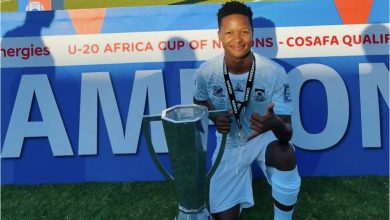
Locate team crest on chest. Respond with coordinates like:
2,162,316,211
254,88,266,102
212,85,225,97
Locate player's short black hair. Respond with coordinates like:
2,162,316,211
217,1,253,29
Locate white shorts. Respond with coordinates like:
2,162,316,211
209,131,277,214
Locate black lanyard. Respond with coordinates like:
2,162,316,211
223,54,256,130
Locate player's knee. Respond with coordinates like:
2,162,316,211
265,141,296,171
212,204,240,220
267,166,301,210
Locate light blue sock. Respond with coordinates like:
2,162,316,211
266,166,300,220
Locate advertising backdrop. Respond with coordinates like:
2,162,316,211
1,0,389,184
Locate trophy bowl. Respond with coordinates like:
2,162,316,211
142,104,226,220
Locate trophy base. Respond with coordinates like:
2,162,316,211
175,206,211,220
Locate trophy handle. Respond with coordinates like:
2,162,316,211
142,115,174,182
206,109,228,179
206,133,227,179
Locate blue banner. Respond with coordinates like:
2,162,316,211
1,0,389,184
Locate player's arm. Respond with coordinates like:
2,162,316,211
248,65,293,143
273,114,292,143
193,98,232,134
249,103,292,143
193,98,214,110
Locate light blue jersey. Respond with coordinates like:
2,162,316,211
193,52,292,148
194,52,299,214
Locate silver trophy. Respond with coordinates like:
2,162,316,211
142,104,226,220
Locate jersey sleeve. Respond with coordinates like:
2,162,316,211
271,66,293,115
193,66,209,101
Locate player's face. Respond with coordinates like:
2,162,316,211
218,14,253,61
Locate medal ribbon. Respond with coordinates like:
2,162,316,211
223,54,256,130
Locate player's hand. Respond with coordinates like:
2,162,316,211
213,111,233,134
248,102,278,140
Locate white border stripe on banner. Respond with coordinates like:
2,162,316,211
1,23,389,68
